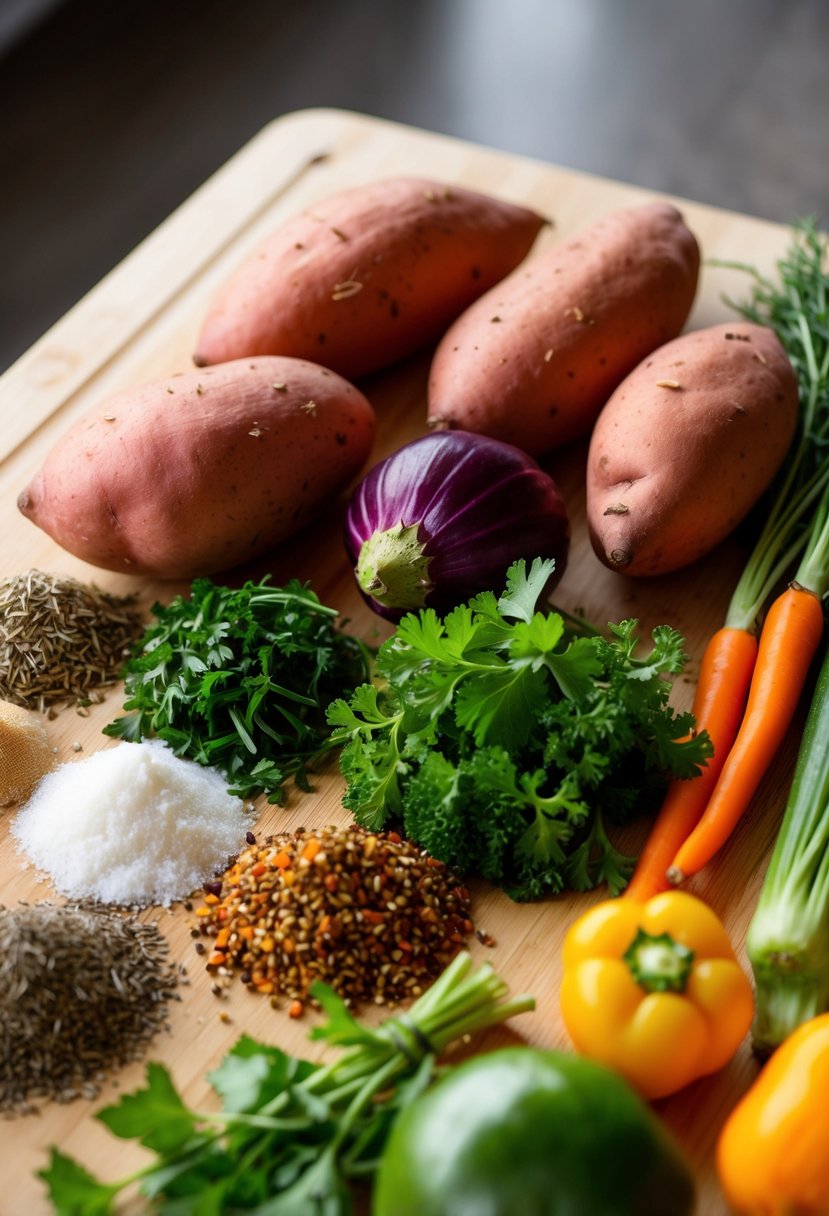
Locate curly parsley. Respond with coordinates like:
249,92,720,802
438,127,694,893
328,559,711,898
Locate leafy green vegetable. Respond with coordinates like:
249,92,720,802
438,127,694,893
38,954,534,1216
104,576,370,802
328,559,711,898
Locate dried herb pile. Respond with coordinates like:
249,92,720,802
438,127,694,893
0,903,178,1115
0,570,142,713
196,825,474,1011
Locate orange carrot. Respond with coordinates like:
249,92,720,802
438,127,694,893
667,584,825,884
625,626,759,901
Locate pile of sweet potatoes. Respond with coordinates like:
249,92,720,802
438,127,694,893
18,174,798,583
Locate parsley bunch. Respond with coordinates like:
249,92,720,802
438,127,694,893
39,954,533,1215
105,576,370,802
328,559,712,898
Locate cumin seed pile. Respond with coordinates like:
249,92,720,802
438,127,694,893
196,825,474,1012
0,903,179,1116
0,569,143,713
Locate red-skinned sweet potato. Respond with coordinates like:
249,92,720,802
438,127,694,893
192,177,547,379
427,201,701,455
586,322,799,576
18,358,375,579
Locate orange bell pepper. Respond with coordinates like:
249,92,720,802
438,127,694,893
717,1013,829,1215
560,890,753,1100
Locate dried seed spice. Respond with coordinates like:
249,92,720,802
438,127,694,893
196,825,474,1010
0,569,143,713
0,903,178,1115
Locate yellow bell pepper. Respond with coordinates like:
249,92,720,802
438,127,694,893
717,1013,829,1215
560,890,753,1100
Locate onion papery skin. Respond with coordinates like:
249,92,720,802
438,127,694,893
345,430,570,620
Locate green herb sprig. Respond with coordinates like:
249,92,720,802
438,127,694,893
105,576,370,802
39,953,534,1215
328,559,711,899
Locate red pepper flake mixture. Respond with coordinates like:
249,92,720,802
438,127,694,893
195,825,474,1010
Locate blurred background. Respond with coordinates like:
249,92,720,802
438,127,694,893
2,0,827,373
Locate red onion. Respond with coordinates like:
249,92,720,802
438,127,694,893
345,430,570,620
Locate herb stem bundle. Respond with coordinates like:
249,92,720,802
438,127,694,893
40,953,534,1214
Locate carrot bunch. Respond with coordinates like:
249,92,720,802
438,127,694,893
628,220,829,899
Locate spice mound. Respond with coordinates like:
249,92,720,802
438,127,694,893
0,568,143,713
0,902,178,1115
12,739,249,906
197,825,474,1011
0,699,53,806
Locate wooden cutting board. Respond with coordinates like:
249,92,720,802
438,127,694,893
0,108,801,1215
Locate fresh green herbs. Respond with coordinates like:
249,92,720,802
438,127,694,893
39,953,533,1216
105,576,370,802
328,559,711,899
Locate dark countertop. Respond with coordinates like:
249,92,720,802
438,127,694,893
2,0,828,374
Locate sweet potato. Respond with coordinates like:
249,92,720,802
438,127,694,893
18,358,375,579
427,201,700,455
192,177,546,379
586,322,799,576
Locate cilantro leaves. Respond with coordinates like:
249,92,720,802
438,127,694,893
38,955,533,1216
104,576,370,802
329,559,712,898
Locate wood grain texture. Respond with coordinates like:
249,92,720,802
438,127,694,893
0,108,801,1215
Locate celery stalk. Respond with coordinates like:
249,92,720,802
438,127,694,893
747,641,829,1055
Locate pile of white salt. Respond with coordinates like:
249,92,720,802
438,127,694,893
12,739,248,906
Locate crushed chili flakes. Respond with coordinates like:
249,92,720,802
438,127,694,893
195,825,474,1010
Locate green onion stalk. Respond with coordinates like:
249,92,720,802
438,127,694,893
747,640,829,1055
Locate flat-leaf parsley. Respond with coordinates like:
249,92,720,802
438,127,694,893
39,954,533,1215
328,559,711,898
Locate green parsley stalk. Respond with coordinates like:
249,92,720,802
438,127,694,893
40,953,534,1215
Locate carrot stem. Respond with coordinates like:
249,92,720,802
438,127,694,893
667,585,825,884
625,627,758,901
716,222,829,632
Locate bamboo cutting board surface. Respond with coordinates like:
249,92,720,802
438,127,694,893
0,108,803,1215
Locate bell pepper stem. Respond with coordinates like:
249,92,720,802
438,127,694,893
623,928,694,994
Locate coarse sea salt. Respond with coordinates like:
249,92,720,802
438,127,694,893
12,739,248,906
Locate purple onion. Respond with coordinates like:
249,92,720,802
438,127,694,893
345,430,570,620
